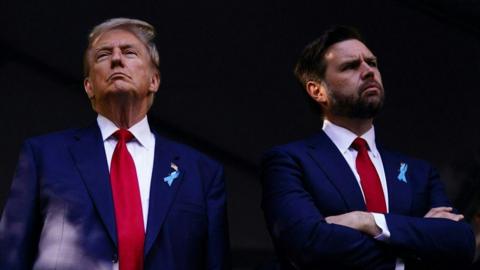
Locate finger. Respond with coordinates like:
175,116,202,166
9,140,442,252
452,214,464,221
325,216,338,224
425,207,453,217
425,210,438,218
444,213,463,221
431,207,453,212
425,210,434,218
427,211,464,221
429,210,454,218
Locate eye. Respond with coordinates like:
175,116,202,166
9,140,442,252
366,59,378,67
341,62,359,71
124,49,138,57
95,51,110,61
345,63,355,69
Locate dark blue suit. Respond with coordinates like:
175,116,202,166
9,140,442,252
0,123,229,269
261,131,475,269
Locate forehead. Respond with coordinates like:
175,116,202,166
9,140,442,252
91,28,144,49
324,39,374,62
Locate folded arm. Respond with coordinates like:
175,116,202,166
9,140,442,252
325,164,475,266
261,149,395,268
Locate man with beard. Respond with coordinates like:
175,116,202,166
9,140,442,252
261,26,475,269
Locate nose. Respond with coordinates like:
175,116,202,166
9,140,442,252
360,61,374,80
110,47,124,68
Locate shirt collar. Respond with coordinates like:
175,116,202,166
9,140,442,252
96,114,154,150
322,119,379,157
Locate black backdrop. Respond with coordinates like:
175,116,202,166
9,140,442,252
1,0,480,268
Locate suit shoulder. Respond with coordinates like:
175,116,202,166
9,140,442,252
24,128,80,146
264,137,315,157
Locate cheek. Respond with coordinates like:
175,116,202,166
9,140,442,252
90,73,106,87
136,71,152,86
331,77,354,92
90,67,108,81
134,66,155,82
130,63,148,76
376,72,383,84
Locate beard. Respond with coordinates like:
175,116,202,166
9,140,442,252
326,84,385,119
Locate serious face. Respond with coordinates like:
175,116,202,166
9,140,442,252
321,39,384,119
84,28,159,113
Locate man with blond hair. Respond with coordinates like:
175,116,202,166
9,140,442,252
0,18,229,270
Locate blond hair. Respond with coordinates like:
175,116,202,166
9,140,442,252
83,18,159,77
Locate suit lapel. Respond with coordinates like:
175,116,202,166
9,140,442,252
380,149,411,215
306,131,367,211
68,124,117,246
144,133,184,255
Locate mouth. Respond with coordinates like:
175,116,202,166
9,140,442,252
107,72,131,81
360,81,382,95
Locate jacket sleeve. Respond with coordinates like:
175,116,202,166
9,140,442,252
0,141,40,269
385,165,475,266
261,148,395,269
205,163,231,269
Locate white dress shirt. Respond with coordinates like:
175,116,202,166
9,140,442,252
322,119,404,270
97,114,155,231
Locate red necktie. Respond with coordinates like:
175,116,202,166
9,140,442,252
110,129,145,270
351,137,387,213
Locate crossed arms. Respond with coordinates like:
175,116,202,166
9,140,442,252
261,148,475,269
325,206,464,237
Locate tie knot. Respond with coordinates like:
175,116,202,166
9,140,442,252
114,129,134,142
351,137,369,152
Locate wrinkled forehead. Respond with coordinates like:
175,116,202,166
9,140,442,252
324,39,375,62
90,28,145,49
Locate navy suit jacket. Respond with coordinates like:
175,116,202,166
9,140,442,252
0,123,230,269
261,131,475,269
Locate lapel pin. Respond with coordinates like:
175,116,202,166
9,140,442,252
397,162,408,183
164,162,180,187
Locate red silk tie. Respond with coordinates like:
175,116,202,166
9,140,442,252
110,129,145,270
351,137,387,213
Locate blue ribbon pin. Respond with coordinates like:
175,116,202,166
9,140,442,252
164,163,180,187
397,162,408,183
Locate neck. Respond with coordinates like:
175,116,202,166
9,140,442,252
95,97,149,129
325,114,373,136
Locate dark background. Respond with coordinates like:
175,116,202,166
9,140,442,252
1,0,479,269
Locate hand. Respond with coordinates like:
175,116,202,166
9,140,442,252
325,211,381,236
424,207,464,221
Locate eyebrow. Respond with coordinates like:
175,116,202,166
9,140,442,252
339,56,377,68
94,44,138,53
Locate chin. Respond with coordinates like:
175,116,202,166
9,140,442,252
102,88,136,102
114,88,135,94
110,80,135,91
363,94,384,106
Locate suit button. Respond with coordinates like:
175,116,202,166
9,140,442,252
112,253,118,263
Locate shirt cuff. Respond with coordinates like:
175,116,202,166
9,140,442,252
371,213,390,241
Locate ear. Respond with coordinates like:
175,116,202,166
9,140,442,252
84,77,95,99
148,70,160,93
306,80,328,104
